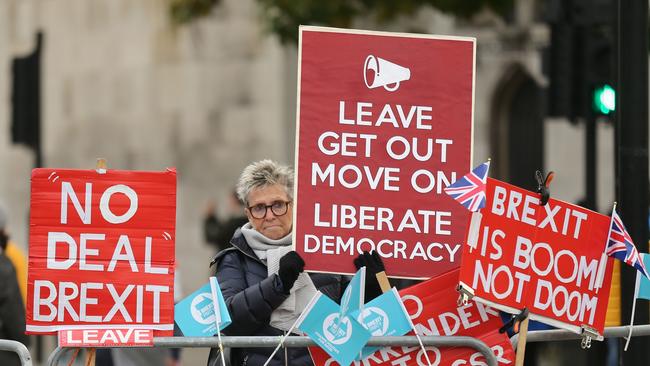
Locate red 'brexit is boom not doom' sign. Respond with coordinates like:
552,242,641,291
27,168,176,335
294,26,476,279
458,178,614,336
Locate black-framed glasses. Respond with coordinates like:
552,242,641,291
247,200,291,219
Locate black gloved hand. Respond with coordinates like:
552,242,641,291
278,251,305,294
353,250,386,301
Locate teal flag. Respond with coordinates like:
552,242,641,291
340,267,365,318
174,276,231,336
351,287,413,359
638,254,650,300
297,292,371,366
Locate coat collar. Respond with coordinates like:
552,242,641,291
209,227,265,267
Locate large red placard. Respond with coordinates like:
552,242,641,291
294,26,475,279
27,168,176,335
458,178,613,336
309,268,514,366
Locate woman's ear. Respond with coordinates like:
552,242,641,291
244,208,253,222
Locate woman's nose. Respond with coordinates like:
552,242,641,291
264,208,276,219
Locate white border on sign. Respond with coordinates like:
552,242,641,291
471,295,604,340
292,25,477,279
27,324,174,332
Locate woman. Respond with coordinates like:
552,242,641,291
208,160,383,366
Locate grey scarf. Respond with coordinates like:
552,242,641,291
240,223,317,331
241,222,292,260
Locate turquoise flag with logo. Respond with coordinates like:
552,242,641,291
297,292,371,366
340,267,365,318
638,254,650,300
625,253,650,350
175,276,231,336
351,287,414,359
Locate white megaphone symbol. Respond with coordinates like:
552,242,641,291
363,55,411,92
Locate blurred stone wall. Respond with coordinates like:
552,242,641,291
0,0,296,363
0,0,617,364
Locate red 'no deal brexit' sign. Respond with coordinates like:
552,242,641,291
27,168,176,335
458,178,613,336
294,26,476,279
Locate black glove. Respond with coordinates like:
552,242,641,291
353,250,386,301
278,251,305,294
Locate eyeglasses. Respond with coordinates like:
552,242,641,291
247,200,291,219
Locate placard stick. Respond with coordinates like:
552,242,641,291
376,271,391,293
66,348,80,366
515,317,530,366
85,349,96,366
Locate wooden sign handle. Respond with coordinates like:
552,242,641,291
85,348,96,366
515,317,530,366
375,271,391,293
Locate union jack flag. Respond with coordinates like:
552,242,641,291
606,209,649,278
444,161,490,212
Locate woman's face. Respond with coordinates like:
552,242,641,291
245,184,293,240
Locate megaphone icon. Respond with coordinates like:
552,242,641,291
364,55,411,92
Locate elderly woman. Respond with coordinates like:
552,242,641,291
208,160,383,366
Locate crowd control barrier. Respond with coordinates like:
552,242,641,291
47,335,498,366
510,324,650,350
0,339,33,366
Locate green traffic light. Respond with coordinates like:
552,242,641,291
593,84,616,115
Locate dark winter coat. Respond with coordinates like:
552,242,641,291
208,229,345,366
0,253,30,366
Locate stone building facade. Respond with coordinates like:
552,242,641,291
0,0,615,364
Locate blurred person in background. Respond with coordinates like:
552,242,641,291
208,160,385,366
0,205,27,306
0,206,30,366
203,189,248,254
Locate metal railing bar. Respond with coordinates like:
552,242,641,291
48,336,498,366
0,339,33,366
510,324,650,350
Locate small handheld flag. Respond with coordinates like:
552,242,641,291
339,267,365,319
210,277,227,366
606,207,649,279
174,277,231,337
351,287,413,359
624,253,650,351
638,253,650,300
444,160,490,212
297,292,371,366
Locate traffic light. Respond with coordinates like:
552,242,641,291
544,0,616,121
593,84,616,115
582,20,616,118
11,32,42,149
545,0,575,118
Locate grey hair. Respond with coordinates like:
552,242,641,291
236,160,294,206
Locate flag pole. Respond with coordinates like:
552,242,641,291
413,332,433,366
624,260,642,351
596,202,618,292
395,288,432,366
209,277,227,366
262,292,320,366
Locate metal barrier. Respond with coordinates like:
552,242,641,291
47,335,498,366
0,339,33,366
510,324,650,350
